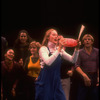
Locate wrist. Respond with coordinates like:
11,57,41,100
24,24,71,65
57,47,61,52
82,73,87,77
75,48,79,51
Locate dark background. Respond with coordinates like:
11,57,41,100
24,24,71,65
1,0,99,48
0,1,99,100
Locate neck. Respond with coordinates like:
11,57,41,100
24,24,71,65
31,53,38,58
20,42,28,46
48,41,56,48
5,58,13,66
84,46,93,54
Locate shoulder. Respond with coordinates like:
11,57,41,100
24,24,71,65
25,57,30,62
93,47,99,52
1,37,6,41
39,46,48,52
79,48,84,53
1,37,7,44
93,47,99,55
1,61,4,64
1,61,5,66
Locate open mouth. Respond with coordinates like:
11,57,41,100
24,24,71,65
86,43,89,45
54,39,57,42
7,55,13,60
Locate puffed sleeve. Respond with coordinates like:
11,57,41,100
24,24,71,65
39,46,60,66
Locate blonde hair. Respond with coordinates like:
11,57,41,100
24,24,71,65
29,41,41,51
82,34,94,43
42,28,57,46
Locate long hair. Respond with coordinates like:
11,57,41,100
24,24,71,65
15,29,33,45
42,28,57,46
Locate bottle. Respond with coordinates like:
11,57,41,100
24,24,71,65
64,38,77,47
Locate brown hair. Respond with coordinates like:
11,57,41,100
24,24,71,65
15,29,33,44
29,41,41,51
42,28,57,46
82,34,94,43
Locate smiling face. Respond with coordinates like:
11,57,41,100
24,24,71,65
48,30,58,44
19,32,28,43
29,45,38,55
5,49,14,61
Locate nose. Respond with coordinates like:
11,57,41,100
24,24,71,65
31,49,34,51
86,39,88,41
55,36,58,38
11,53,14,56
22,37,25,39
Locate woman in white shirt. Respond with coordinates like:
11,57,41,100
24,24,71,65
35,28,80,100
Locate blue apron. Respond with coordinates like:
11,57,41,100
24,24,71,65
35,47,66,100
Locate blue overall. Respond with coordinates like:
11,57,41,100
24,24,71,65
35,48,66,100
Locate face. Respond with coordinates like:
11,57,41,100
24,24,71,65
5,49,14,60
19,32,28,43
83,36,93,47
29,45,38,55
48,30,58,44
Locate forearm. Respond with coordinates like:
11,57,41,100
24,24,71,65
75,66,86,77
12,80,19,89
62,49,79,63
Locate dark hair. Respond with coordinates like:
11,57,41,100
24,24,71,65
14,29,33,44
4,48,14,55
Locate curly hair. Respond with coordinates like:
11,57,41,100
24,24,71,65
29,41,41,51
42,28,57,46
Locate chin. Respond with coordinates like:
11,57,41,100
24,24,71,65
7,58,13,61
85,45,91,48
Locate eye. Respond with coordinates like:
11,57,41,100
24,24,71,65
21,36,26,37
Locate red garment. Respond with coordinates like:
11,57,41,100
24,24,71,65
1,61,25,100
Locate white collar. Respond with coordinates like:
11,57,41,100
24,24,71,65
47,41,57,52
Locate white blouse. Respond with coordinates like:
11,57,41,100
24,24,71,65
39,41,79,68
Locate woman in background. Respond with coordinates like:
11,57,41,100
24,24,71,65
1,49,26,100
24,41,41,100
13,29,33,66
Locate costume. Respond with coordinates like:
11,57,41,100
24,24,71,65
75,47,99,100
61,58,74,100
13,42,30,65
24,56,41,100
35,41,79,100
1,61,25,100
24,56,41,78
